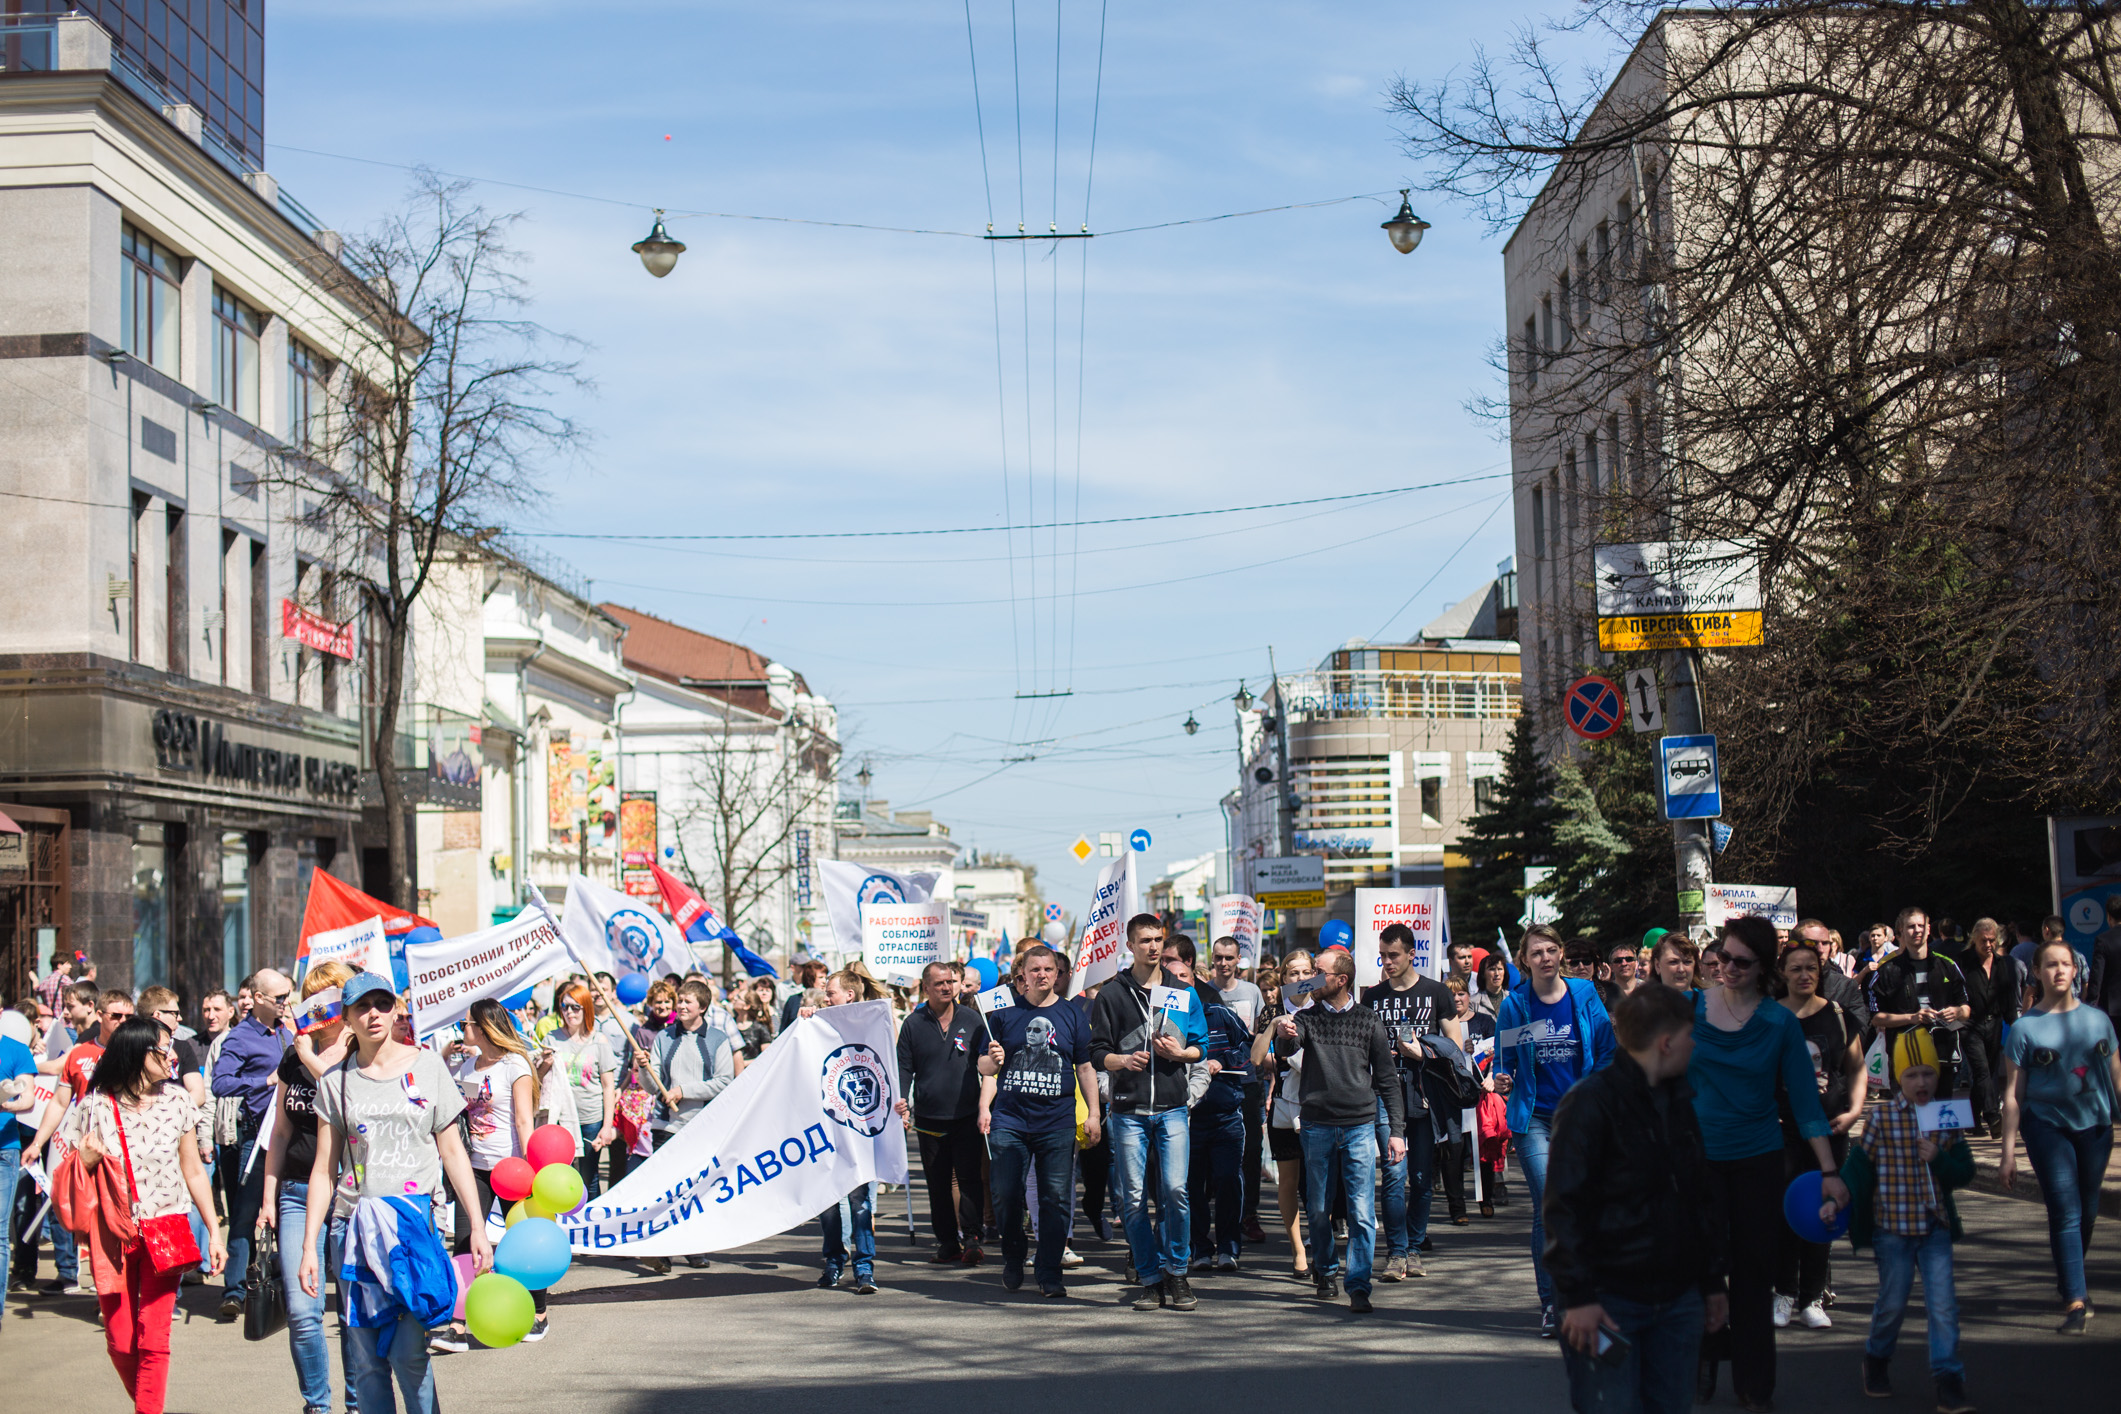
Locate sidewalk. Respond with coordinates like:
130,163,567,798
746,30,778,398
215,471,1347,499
1958,1127,2121,1218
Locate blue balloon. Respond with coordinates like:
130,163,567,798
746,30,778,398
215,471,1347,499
615,973,651,1006
1319,920,1354,951
494,1216,573,1290
1782,1169,1851,1245
968,957,999,990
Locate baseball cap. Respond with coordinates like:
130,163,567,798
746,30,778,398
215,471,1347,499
340,971,398,1008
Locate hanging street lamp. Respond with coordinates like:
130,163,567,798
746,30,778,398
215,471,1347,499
632,209,686,277
1382,190,1431,255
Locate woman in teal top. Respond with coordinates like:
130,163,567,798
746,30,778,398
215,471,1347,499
1688,918,1850,1411
1999,939,2121,1334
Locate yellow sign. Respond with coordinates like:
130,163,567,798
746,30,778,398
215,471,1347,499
1597,609,1764,652
1071,836,1094,863
1257,890,1326,910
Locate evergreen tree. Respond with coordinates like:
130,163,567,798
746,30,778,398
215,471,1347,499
1449,713,1564,947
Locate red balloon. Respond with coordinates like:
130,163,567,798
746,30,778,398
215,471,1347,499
490,1157,536,1203
525,1124,575,1171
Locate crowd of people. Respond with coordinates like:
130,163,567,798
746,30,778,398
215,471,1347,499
0,893,2115,1414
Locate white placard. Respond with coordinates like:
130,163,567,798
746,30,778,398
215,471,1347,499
974,984,1015,1015
861,901,947,985
1150,985,1192,1014
404,907,572,1039
1069,849,1139,995
1704,883,1799,931
1208,893,1265,967
1352,887,1451,988
1281,976,1324,1012
1916,1099,1974,1133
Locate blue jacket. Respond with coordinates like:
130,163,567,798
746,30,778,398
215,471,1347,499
1494,977,1615,1134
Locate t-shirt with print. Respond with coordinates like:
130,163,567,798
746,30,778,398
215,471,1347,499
988,1000,1090,1135
550,1033,616,1126
453,1053,532,1170
2005,1005,2119,1132
1361,976,1454,1075
276,1046,321,1179
315,1049,466,1220
1528,989,1585,1119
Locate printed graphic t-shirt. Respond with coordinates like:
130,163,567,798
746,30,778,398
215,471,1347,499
988,1000,1089,1136
453,1052,532,1169
316,1050,466,1220
1528,989,1584,1119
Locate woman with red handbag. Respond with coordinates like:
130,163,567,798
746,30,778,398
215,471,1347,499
65,1017,227,1414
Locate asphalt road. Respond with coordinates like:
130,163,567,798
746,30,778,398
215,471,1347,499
4,1162,2113,1413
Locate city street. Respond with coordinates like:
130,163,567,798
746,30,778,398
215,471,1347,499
5,1162,2113,1413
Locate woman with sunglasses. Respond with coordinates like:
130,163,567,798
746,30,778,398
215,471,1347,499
549,982,622,1198
1689,917,1850,1411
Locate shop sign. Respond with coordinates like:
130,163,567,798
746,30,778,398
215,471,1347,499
281,600,357,660
151,708,359,799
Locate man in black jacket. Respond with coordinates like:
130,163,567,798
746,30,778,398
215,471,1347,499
895,963,992,1265
1868,907,1972,1096
1545,983,1729,1414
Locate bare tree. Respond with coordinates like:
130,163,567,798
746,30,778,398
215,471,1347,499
1393,2,2121,914
274,174,586,909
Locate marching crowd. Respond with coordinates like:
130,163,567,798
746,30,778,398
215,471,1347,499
0,896,2116,1414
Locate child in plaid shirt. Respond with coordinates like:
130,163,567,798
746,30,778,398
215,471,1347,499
1829,1029,1975,1412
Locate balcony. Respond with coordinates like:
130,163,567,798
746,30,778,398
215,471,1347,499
357,703,483,810
1275,668,1522,723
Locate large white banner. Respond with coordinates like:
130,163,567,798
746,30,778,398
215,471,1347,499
1208,893,1265,967
861,902,946,984
558,1000,909,1256
818,861,941,960
561,874,686,980
305,915,391,979
404,907,571,1038
1353,887,1451,988
1069,848,1139,995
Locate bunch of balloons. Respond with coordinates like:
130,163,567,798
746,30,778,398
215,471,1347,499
463,1124,588,1347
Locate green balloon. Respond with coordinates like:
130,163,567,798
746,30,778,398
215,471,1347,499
465,1273,536,1348
532,1161,586,1215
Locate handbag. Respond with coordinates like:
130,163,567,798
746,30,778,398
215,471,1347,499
110,1096,204,1275
244,1219,290,1341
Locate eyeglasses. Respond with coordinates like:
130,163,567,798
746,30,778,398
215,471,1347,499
559,1002,583,1013
152,1007,180,1019
1721,954,1760,972
263,992,292,1006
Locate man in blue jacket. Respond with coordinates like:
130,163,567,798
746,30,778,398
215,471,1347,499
1495,924,1615,1338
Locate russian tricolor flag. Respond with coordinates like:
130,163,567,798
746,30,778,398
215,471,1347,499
650,863,779,979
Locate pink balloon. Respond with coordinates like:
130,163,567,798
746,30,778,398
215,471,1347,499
451,1253,477,1321
525,1124,575,1171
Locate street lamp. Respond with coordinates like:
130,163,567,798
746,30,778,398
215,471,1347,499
1182,712,1199,736
631,209,686,278
1382,190,1431,255
1233,683,1253,712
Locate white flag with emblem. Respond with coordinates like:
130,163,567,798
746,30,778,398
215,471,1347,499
561,874,686,980
818,861,941,960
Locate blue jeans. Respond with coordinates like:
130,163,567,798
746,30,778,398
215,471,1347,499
1515,1114,1556,1311
1561,1288,1705,1414
821,1183,874,1277
1378,1093,1434,1256
221,1129,266,1304
280,1183,356,1414
991,1126,1074,1283
1110,1108,1191,1282
1301,1121,1379,1293
12,1172,78,1284
1188,1104,1245,1261
344,1312,437,1414
0,1148,16,1325
2020,1109,2111,1305
1867,1222,1961,1377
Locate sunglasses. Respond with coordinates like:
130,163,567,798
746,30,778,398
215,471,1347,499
1721,954,1760,971
560,1002,583,1013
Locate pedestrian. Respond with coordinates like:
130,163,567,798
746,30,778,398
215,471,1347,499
1546,983,1729,1414
1998,936,2120,1335
976,944,1099,1297
1202,936,1270,1244
1649,935,1698,992
1792,918,1871,1030
209,967,292,1321
0,1006,40,1329
1445,940,1478,994
1772,939,1865,1331
1174,939,1248,1276
1359,922,1455,1279
780,961,826,1031
20,987,137,1298
2083,894,2121,1030
548,981,622,1199
643,977,736,1274
1838,1030,1976,1412
1454,977,1507,1214
814,969,879,1292
1089,913,1207,1312
1494,924,1616,1337
1473,950,1511,1020
1868,908,1972,1098
298,972,488,1414
1257,948,1314,1277
892,961,990,1267
132,989,209,1286
1689,917,1850,1411
65,1017,226,1414
1271,947,1402,1312
436,998,546,1348
1605,941,1643,999
1951,918,2017,1136
40,978,97,1065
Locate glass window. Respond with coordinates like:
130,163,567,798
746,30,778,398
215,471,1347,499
288,338,329,448
1473,778,1496,813
1419,776,1443,827
121,222,181,373
132,822,170,989
212,285,262,423
220,831,251,992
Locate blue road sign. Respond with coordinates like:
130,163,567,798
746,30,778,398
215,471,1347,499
1660,734,1722,820
1564,675,1626,740
1129,828,1153,853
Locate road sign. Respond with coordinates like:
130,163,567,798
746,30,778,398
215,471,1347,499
1660,734,1722,819
1071,836,1093,863
1129,828,1152,853
1044,901,1065,923
1625,668,1663,734
949,907,990,931
1564,675,1626,739
1251,855,1325,910
1595,540,1763,651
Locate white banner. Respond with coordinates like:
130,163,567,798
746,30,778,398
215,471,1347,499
557,1000,908,1256
561,874,686,980
1704,883,1798,931
819,861,941,961
305,915,390,978
404,908,571,1038
1207,893,1265,967
861,902,946,984
1069,848,1139,995
1352,887,1451,988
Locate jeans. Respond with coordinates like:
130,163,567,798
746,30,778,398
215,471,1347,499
2020,1109,2112,1305
280,1183,356,1414
1867,1222,1961,1377
0,1148,16,1324
344,1312,437,1414
1702,1150,1785,1406
1515,1113,1556,1311
1379,1093,1434,1255
820,1182,875,1277
1301,1120,1380,1293
1187,1104,1245,1262
912,1115,985,1256
990,1126,1074,1283
576,1121,627,1199
1561,1288,1705,1414
221,1125,267,1304
1110,1108,1191,1282
1776,1136,1845,1307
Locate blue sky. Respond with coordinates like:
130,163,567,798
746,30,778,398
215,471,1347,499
268,0,1580,907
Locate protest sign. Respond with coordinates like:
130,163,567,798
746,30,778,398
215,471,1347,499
1916,1099,1975,1133
974,984,1015,1016
1352,887,1451,987
1069,848,1139,995
1150,984,1193,1016
561,873,686,980
1704,883,1798,931
860,902,946,985
819,861,940,960
404,907,570,1038
1208,893,1265,966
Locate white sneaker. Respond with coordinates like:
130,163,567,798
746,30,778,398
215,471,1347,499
1213,1253,1238,1271
1772,1293,1793,1328
1060,1248,1084,1269
1188,1255,1212,1272
1798,1302,1832,1329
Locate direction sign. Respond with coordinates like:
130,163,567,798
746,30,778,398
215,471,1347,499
1251,855,1325,910
1660,734,1722,819
1595,540,1763,651
1129,828,1153,853
1624,668,1663,734
1564,675,1626,740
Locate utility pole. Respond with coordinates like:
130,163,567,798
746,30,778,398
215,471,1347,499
1266,646,1296,859
1664,647,1712,938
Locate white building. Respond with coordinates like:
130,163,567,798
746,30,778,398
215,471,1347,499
950,852,1040,955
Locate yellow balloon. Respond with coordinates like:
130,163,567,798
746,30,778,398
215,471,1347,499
525,1197,559,1221
504,1200,530,1228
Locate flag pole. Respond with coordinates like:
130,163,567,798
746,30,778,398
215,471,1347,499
526,883,679,1111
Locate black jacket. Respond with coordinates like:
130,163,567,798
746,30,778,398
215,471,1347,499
1543,1051,1728,1308
1868,948,1969,1034
1818,966,1872,1032
1088,967,1198,1114
2089,926,2121,1029
894,1002,990,1124
1953,948,2022,1032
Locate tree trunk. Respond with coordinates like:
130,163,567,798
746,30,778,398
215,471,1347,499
374,608,410,911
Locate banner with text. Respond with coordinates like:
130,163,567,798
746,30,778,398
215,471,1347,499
556,1000,908,1256
819,860,941,961
1703,883,1798,931
404,907,571,1037
860,902,947,984
1069,847,1139,995
1208,893,1266,967
1352,887,1451,988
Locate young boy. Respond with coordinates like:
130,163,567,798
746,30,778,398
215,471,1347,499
816,971,878,1294
1834,1029,1974,1413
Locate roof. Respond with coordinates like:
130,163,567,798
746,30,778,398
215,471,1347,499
598,603,810,717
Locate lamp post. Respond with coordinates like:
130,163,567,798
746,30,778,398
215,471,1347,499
1382,190,1431,255
632,209,686,277
1182,712,1199,736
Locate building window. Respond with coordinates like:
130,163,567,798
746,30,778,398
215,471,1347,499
132,823,170,989
121,223,181,373
1523,315,1539,390
165,505,188,678
1541,295,1554,365
221,832,252,992
250,538,270,696
288,338,329,449
1556,275,1572,348
1595,221,1611,300
1419,776,1442,827
212,286,263,423
1473,778,1496,813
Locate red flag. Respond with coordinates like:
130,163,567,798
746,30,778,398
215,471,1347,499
296,870,439,983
